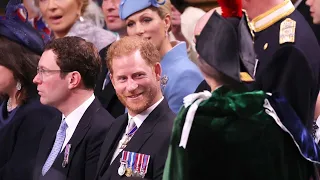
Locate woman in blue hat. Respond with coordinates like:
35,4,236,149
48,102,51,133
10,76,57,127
119,0,204,114
0,1,58,179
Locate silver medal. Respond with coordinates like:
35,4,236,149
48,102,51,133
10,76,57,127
118,163,126,176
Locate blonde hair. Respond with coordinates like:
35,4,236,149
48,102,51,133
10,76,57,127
80,0,89,15
156,0,172,19
107,36,161,74
34,0,89,15
151,0,172,32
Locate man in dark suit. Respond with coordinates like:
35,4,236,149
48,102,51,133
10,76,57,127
33,36,114,180
95,36,175,180
94,0,127,118
95,45,125,118
242,0,320,131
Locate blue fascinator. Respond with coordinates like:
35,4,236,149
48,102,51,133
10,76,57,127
119,0,166,20
0,0,47,55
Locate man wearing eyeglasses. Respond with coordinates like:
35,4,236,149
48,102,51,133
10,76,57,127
33,36,115,180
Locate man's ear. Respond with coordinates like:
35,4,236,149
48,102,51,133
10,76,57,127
68,71,81,89
154,63,162,81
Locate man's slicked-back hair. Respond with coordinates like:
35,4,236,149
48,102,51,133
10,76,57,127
45,36,102,89
107,36,160,74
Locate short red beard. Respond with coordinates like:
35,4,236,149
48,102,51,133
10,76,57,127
116,85,156,115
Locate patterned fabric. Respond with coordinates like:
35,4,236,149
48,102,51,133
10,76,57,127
16,6,51,43
126,118,136,135
42,118,68,175
0,0,47,55
66,19,116,51
313,121,319,139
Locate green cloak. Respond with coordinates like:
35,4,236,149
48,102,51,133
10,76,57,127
163,86,312,180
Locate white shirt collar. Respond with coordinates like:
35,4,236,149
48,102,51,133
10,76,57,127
62,94,95,133
128,96,164,128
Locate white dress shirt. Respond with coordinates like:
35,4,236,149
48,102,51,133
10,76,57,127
110,96,164,163
60,94,95,152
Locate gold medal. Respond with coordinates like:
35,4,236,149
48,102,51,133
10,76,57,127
125,168,132,177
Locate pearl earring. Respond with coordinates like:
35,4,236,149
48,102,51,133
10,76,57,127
16,82,21,91
79,16,84,22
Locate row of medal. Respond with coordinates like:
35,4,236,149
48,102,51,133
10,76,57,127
118,150,150,178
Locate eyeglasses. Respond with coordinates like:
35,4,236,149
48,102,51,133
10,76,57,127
36,67,69,80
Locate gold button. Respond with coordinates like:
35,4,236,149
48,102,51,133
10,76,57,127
263,43,268,50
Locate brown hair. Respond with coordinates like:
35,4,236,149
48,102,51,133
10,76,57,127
0,36,40,104
107,36,160,74
45,36,101,89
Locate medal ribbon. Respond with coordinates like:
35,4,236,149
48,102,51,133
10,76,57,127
121,151,128,163
134,153,141,173
64,144,71,160
127,125,138,137
129,152,135,169
139,154,145,174
142,154,150,175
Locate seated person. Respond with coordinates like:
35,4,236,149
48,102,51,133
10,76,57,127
0,0,58,179
163,0,320,179
118,0,204,113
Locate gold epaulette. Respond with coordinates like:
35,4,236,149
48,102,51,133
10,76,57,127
279,18,296,44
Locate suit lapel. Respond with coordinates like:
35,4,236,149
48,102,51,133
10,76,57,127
97,115,127,176
104,100,169,179
57,99,101,169
124,100,167,153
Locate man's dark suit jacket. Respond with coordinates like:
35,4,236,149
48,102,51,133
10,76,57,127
95,99,175,180
33,98,114,180
95,45,125,118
